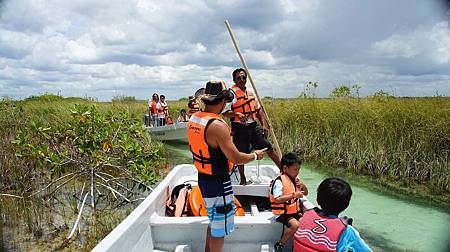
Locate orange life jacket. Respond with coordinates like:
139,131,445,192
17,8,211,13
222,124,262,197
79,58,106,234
149,100,157,114
189,185,245,217
269,174,302,215
187,112,234,176
230,84,258,122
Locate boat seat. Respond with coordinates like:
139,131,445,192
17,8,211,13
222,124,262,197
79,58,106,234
249,200,259,216
174,244,191,252
260,244,270,252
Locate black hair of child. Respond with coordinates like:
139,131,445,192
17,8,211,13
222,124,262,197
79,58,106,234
317,178,352,216
280,152,302,169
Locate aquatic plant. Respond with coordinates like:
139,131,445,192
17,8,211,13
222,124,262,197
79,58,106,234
269,97,450,195
1,97,165,249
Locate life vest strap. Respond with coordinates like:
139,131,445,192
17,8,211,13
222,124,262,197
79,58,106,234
231,98,256,110
192,156,212,164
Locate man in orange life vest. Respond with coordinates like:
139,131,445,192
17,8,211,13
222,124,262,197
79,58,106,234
223,68,281,185
187,81,266,252
148,93,159,127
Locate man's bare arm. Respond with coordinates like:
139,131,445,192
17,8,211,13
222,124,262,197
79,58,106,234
206,120,264,164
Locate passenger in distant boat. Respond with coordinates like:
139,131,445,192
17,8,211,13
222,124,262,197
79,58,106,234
177,109,189,122
223,68,281,185
293,178,372,252
149,93,159,127
188,95,200,116
187,80,267,252
165,115,174,125
157,94,168,126
270,153,309,252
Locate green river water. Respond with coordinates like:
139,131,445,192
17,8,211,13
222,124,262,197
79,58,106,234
166,141,450,252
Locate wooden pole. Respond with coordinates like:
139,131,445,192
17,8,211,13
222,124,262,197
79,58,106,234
224,20,282,159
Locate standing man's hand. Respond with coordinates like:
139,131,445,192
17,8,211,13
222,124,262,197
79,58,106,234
253,148,267,160
256,108,269,136
261,124,269,136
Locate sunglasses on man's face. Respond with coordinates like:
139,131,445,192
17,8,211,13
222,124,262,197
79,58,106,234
236,76,247,81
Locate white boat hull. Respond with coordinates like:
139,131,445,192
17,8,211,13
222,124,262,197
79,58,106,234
92,164,294,252
147,122,188,142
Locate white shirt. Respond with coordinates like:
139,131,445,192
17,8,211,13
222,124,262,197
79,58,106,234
273,179,283,198
156,103,165,119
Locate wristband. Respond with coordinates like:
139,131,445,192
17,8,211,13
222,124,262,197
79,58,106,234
252,152,258,161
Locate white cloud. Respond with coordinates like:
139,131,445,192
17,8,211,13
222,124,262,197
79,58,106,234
0,0,449,100
0,30,36,59
244,49,276,66
65,35,99,62
429,22,450,64
372,21,450,64
372,36,420,59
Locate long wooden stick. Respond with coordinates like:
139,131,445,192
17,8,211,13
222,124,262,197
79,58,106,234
224,20,282,159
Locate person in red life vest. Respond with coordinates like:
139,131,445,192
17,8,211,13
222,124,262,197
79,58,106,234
177,109,189,122
188,95,200,116
294,178,372,252
148,93,159,127
223,68,281,185
269,153,309,252
157,94,168,126
188,81,267,252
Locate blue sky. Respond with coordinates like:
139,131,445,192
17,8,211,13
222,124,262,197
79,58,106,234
0,0,449,100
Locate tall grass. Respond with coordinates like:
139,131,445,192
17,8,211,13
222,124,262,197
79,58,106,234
267,97,450,194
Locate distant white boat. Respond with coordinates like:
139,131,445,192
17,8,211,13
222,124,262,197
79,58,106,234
147,122,188,142
92,164,299,252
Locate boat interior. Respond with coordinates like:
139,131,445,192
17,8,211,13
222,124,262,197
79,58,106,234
149,164,292,252
92,164,293,252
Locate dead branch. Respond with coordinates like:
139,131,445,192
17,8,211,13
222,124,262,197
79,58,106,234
96,182,131,203
67,192,89,240
90,167,95,209
97,171,153,191
95,173,133,193
45,172,84,197
0,193,24,199
28,171,83,198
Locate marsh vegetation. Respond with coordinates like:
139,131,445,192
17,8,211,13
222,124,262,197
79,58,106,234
1,93,449,250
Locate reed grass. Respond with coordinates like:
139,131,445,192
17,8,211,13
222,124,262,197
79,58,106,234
267,97,450,195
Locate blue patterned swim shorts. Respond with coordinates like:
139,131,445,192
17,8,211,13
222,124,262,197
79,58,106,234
199,178,235,237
